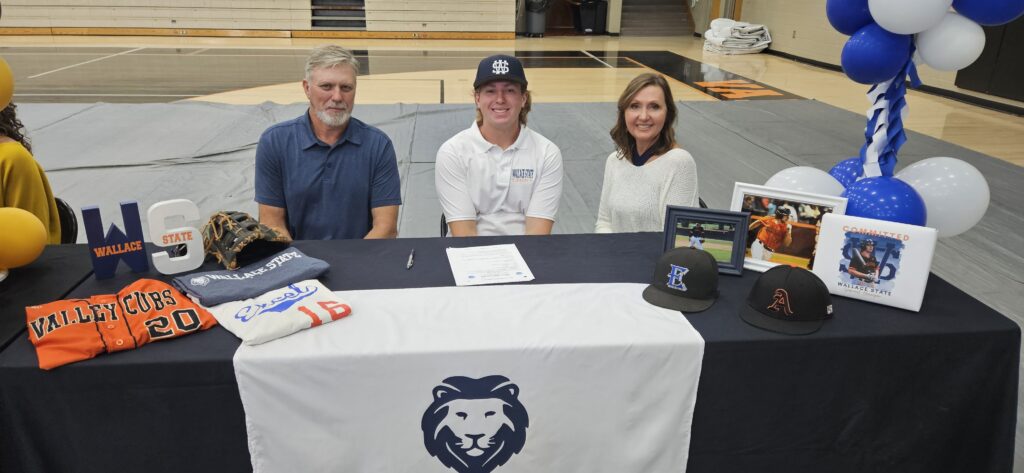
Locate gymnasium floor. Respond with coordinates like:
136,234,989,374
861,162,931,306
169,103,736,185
3,34,1023,165
2,33,1023,470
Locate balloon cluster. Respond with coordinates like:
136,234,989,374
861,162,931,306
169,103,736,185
831,0,1022,79
803,0,1017,236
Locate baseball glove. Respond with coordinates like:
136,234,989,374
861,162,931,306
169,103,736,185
202,211,292,270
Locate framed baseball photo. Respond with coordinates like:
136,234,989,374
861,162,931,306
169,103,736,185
812,213,937,312
730,183,848,273
663,205,750,275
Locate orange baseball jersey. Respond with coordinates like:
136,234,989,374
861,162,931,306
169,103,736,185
756,216,789,251
26,279,218,370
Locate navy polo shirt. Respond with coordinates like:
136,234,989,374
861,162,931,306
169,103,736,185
255,111,402,240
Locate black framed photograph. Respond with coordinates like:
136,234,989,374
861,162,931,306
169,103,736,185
662,205,750,276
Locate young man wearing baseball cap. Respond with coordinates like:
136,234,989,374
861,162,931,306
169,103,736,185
435,55,564,236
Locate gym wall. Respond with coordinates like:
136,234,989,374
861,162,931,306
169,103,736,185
739,0,1024,107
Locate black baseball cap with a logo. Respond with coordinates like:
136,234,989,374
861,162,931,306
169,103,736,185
740,265,834,335
474,54,528,89
642,247,719,313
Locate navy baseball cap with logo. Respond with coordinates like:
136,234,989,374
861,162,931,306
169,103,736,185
740,265,834,335
474,54,528,89
642,247,719,313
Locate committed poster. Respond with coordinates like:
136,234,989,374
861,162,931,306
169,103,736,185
813,213,937,311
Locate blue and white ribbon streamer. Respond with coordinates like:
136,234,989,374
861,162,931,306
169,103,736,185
860,46,922,178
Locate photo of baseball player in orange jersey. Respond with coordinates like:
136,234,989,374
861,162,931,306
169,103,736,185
748,208,793,261
740,193,836,270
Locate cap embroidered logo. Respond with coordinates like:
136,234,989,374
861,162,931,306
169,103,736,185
474,55,527,89
767,288,794,316
492,59,510,75
643,247,719,312
666,264,689,292
740,266,834,335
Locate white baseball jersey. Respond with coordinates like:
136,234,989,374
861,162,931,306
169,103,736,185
205,280,351,345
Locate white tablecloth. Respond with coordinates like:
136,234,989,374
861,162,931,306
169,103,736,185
234,283,705,473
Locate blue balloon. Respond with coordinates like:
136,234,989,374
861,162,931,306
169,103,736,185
841,23,912,84
826,0,874,35
842,176,927,226
829,156,864,188
953,0,1024,26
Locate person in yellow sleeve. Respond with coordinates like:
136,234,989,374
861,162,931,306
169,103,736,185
0,102,61,244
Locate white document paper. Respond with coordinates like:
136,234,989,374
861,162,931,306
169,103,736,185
445,244,535,286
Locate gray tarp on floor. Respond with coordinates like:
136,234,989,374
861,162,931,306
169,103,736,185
18,100,1024,321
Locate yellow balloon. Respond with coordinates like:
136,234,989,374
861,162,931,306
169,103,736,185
0,57,12,110
0,207,48,270
0,56,12,110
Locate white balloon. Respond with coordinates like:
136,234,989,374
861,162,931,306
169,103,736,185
869,0,952,34
915,13,986,71
765,167,846,196
896,157,990,238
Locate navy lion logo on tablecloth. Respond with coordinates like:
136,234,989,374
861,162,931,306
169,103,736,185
421,375,529,473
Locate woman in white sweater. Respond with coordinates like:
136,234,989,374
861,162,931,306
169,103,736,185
595,73,699,233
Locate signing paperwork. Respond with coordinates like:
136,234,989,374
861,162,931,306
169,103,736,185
445,244,536,286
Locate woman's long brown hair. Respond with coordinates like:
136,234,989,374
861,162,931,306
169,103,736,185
609,73,677,160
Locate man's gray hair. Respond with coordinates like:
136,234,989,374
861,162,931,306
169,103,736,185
305,45,361,81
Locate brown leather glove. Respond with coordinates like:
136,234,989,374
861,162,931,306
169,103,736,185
202,211,292,270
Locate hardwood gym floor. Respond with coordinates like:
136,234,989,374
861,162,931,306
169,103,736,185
2,34,1023,166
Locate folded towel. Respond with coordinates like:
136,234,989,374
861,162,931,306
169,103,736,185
704,18,771,55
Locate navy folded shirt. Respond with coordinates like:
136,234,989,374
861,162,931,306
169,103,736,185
172,248,330,307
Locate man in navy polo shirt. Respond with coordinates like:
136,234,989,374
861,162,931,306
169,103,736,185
255,45,402,240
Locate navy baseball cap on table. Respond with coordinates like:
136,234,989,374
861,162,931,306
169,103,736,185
642,247,719,313
474,54,528,89
740,265,834,335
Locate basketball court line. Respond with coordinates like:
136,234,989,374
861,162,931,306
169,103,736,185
26,47,146,79
581,50,614,69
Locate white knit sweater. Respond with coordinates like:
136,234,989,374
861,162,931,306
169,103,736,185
594,148,700,233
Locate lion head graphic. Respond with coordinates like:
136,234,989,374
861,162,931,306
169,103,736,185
421,375,529,473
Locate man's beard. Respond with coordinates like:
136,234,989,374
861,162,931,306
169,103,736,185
316,105,350,127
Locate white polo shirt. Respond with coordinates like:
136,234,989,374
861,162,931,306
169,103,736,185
435,123,563,236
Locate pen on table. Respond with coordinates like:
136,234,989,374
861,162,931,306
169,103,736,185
406,249,415,270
